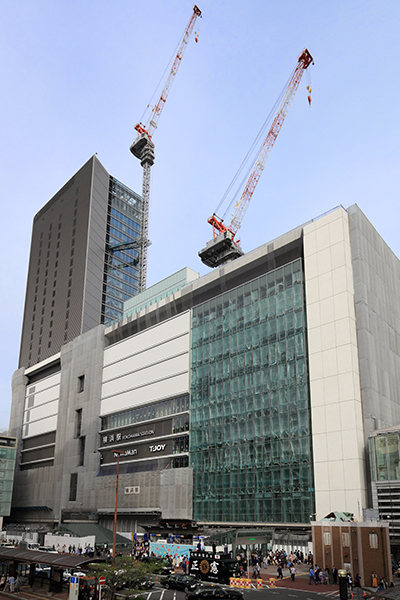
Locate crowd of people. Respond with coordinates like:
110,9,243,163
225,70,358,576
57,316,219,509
0,574,21,593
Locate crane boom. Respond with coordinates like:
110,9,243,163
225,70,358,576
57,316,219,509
199,48,313,269
130,5,202,292
136,5,201,141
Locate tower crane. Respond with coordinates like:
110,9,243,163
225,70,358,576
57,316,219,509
130,5,202,292
199,48,313,269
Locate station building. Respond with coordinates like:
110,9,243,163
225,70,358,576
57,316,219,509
9,204,400,544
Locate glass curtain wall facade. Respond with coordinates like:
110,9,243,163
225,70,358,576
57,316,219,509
190,259,315,523
102,178,142,326
369,433,400,481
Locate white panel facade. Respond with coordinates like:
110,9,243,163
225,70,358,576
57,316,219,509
101,373,189,416
23,372,60,439
303,207,367,520
101,313,190,417
26,372,60,394
102,354,188,400
103,336,188,384
103,312,190,366
25,386,59,409
24,400,59,424
24,415,58,438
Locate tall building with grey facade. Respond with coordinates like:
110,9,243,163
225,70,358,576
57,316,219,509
19,155,143,369
9,205,400,552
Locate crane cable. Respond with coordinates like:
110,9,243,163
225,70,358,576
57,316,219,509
137,19,192,128
214,67,296,223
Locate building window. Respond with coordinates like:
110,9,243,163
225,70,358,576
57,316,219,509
342,532,350,547
78,375,85,393
78,437,85,467
369,533,378,549
75,409,82,438
69,473,78,501
323,532,331,546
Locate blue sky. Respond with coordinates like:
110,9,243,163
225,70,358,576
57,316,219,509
1,0,400,430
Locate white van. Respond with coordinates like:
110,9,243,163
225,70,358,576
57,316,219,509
26,541,40,551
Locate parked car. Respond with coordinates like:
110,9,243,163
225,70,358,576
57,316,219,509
162,574,200,592
186,586,244,600
0,542,15,548
35,565,51,579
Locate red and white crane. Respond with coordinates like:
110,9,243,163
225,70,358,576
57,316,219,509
130,5,202,291
199,48,313,268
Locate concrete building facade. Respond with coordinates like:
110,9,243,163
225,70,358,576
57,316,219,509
9,205,400,540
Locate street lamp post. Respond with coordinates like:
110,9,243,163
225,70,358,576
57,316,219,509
112,450,125,562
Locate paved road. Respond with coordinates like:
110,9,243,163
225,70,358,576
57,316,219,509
135,584,343,600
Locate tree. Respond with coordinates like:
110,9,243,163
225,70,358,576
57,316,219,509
88,556,163,600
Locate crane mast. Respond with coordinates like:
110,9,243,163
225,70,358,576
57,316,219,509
199,48,313,269
130,5,201,292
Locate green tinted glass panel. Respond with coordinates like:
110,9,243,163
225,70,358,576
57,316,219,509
189,259,314,523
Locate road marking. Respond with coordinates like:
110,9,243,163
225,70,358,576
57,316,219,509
288,595,298,597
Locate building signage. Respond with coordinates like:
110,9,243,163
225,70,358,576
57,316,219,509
100,418,173,447
149,444,166,452
100,438,174,466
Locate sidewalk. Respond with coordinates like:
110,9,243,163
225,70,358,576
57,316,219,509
0,583,70,600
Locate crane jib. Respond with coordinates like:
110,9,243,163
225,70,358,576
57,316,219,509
199,48,313,269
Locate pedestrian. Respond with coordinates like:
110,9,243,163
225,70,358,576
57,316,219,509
347,573,353,591
290,565,296,581
324,568,330,584
9,575,15,593
355,574,361,588
309,567,316,584
14,576,20,593
277,565,283,580
332,566,338,584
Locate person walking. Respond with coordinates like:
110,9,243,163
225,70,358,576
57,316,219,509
9,575,15,593
309,566,316,584
14,576,20,593
290,565,296,581
277,565,283,580
347,573,353,591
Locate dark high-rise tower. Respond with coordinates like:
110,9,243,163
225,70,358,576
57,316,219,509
19,155,142,369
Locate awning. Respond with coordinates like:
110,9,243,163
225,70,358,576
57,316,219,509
0,547,102,569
